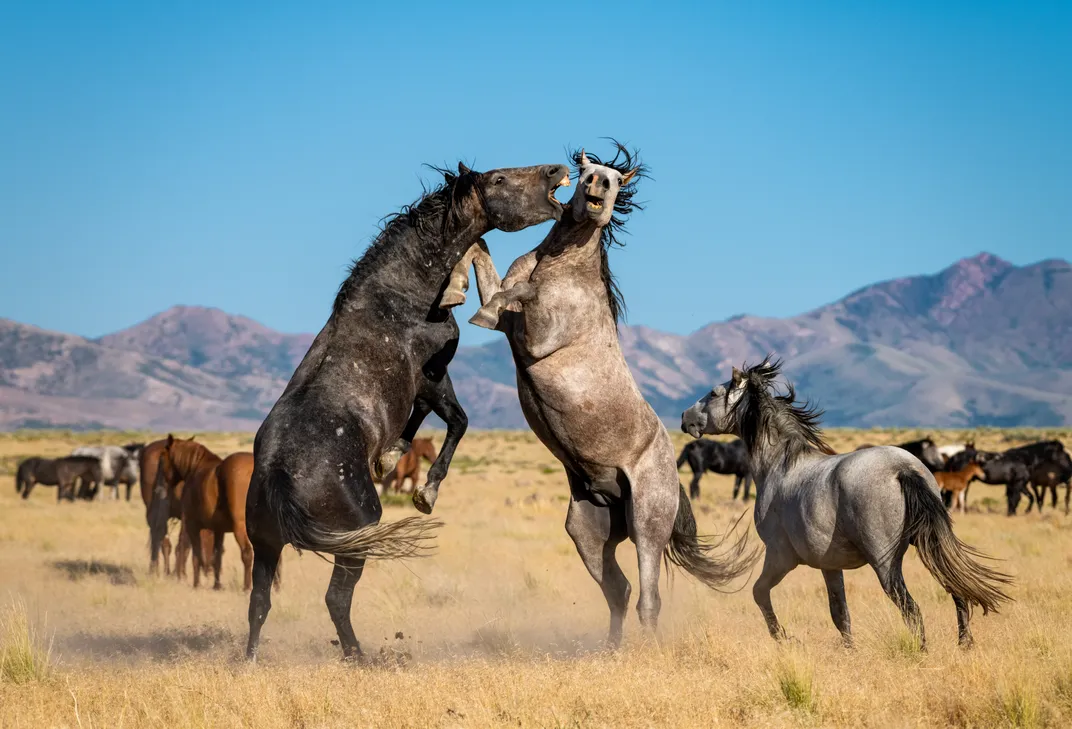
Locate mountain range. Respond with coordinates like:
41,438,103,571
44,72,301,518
1,253,1069,430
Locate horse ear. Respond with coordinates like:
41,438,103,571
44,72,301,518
731,367,744,384
166,434,174,448
579,149,590,167
458,162,472,175
621,167,639,186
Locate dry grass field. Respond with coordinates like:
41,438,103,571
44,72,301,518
2,427,1072,728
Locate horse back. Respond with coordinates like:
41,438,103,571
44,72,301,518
216,452,255,528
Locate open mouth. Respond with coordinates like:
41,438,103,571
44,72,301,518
548,173,570,205
585,193,604,211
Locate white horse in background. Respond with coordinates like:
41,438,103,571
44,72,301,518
70,445,140,500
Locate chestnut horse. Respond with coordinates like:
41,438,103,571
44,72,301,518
140,439,213,578
383,438,437,493
935,462,986,514
153,435,277,590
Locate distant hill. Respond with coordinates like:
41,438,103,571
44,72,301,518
1,253,1069,430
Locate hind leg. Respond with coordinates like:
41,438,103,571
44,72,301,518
234,523,255,591
565,491,630,648
872,553,926,650
822,569,853,647
326,555,366,660
246,542,281,661
953,595,973,648
186,520,204,588
211,531,225,590
754,541,798,641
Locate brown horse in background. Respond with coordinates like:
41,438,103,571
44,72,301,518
154,436,278,590
140,439,213,578
935,462,985,514
383,438,437,493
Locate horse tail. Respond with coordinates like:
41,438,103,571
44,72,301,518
263,469,440,561
898,470,1013,615
663,483,759,591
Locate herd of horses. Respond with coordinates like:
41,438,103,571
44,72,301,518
8,143,1068,660
681,435,1072,517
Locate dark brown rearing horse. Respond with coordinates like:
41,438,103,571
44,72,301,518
383,438,437,493
141,438,213,579
153,435,279,591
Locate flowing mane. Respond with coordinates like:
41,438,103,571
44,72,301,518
332,167,486,317
730,357,835,467
569,141,648,324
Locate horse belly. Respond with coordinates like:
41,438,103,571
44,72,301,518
518,355,655,471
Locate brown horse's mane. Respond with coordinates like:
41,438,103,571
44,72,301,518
569,141,648,325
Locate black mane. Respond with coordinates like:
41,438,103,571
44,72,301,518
331,167,485,318
730,356,832,467
569,141,648,324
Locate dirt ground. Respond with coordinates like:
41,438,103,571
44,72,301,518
1,427,1071,728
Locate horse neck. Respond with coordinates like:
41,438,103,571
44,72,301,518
741,406,816,484
337,195,489,318
171,443,220,481
535,216,603,273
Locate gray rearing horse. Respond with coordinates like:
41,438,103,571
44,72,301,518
437,143,758,647
682,358,1013,649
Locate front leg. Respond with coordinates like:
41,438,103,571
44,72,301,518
373,399,433,480
412,373,468,514
439,240,483,308
469,282,536,330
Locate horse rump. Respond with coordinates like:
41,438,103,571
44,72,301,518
261,469,442,560
897,470,1013,615
663,484,759,591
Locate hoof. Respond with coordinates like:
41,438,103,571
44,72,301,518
377,447,404,479
413,487,438,515
469,308,499,330
439,288,466,309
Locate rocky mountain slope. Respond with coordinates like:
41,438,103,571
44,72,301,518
1,253,1068,430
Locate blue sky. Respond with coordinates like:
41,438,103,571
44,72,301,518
1,1,1069,345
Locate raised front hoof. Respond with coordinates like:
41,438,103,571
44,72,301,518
376,448,404,481
412,486,438,514
439,288,467,309
468,308,500,330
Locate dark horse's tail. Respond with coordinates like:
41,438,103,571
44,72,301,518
263,469,441,560
898,470,1013,615
664,484,759,591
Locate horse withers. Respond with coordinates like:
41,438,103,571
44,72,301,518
246,160,569,661
682,358,1012,649
16,456,102,501
444,144,757,648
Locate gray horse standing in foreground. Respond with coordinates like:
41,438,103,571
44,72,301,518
681,358,1013,649
439,144,757,647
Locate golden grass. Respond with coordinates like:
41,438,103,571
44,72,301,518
0,427,1070,727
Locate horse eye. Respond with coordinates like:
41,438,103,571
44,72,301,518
618,177,623,186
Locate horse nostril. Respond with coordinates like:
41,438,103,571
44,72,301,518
602,178,610,189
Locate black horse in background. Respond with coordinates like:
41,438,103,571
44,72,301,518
245,161,569,661
16,456,102,501
944,442,1069,515
677,438,752,500
854,437,945,473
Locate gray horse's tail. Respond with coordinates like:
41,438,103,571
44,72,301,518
264,469,441,561
664,484,759,591
898,470,1013,615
